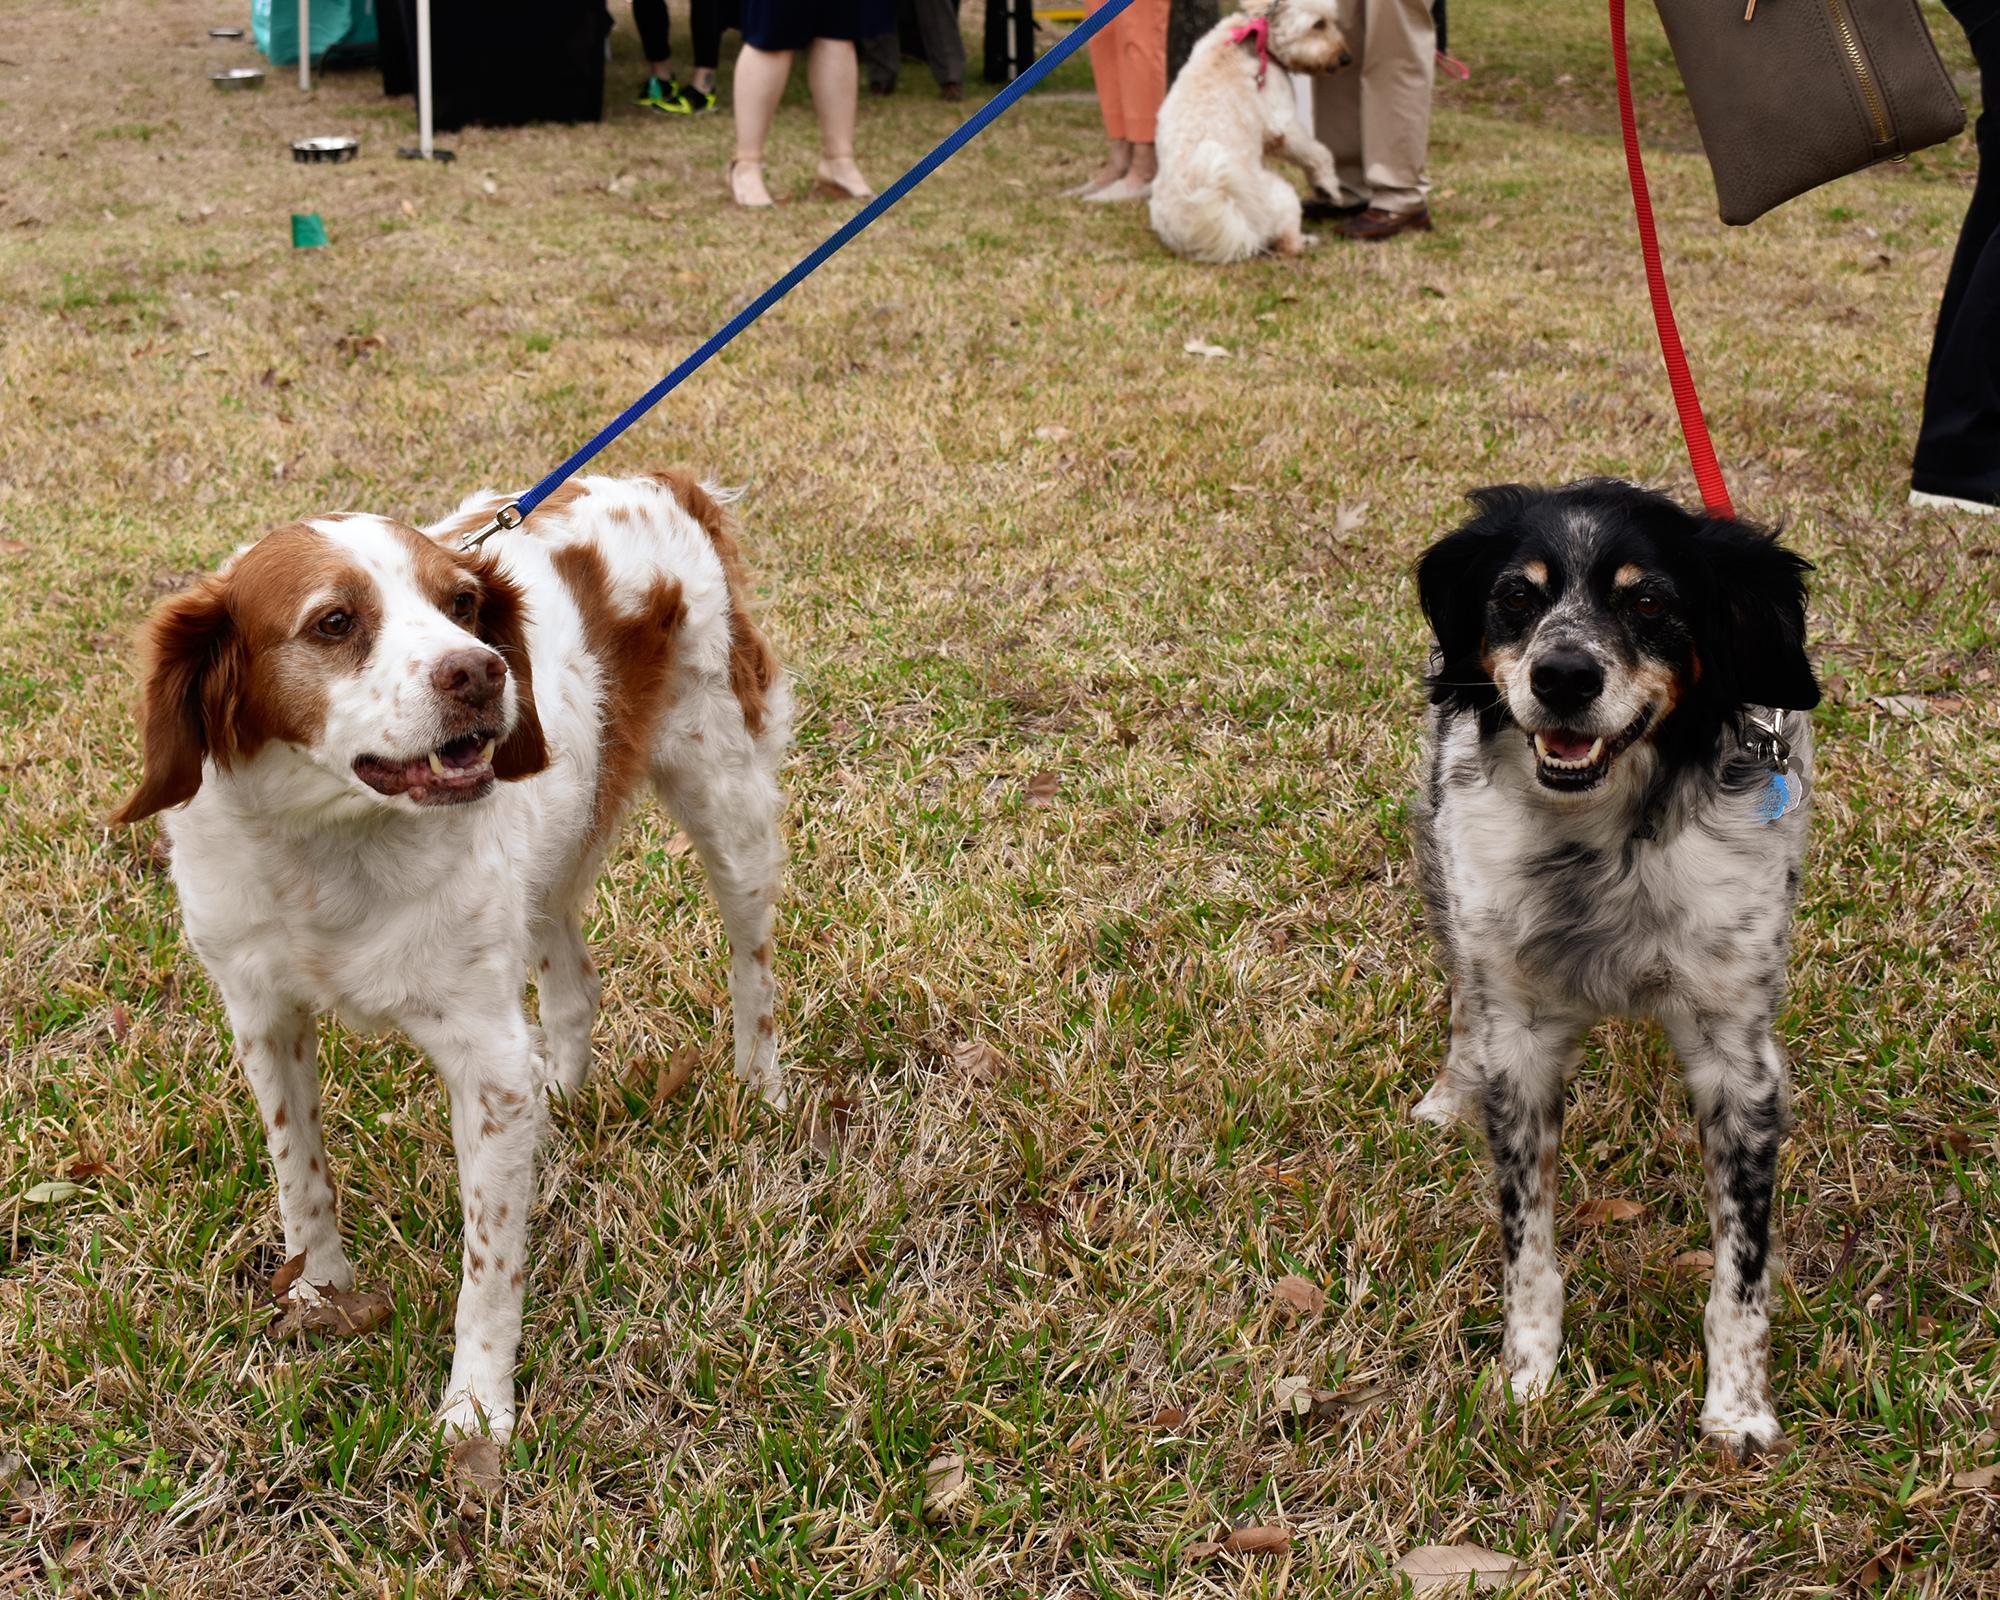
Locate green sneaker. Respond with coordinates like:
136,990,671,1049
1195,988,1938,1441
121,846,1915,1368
636,74,683,112
678,83,718,114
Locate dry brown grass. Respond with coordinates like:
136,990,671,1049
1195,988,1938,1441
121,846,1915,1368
1,0,1997,1593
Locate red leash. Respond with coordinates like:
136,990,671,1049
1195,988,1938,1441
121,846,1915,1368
1608,0,1736,518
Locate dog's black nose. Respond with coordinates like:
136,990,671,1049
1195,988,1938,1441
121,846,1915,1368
432,648,506,708
1338,49,1353,65
1530,648,1604,713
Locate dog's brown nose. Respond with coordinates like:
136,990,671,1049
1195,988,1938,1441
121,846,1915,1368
432,648,506,707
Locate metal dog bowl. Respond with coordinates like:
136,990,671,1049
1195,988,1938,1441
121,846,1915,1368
211,67,265,90
208,25,245,38
292,137,360,164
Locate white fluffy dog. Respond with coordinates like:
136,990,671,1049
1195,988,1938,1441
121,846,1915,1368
1149,0,1354,264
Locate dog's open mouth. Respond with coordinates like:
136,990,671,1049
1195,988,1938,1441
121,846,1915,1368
1528,704,1655,792
353,732,498,805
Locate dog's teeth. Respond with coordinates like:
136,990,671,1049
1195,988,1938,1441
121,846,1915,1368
1588,738,1605,761
1534,734,1551,759
479,738,496,764
428,751,447,777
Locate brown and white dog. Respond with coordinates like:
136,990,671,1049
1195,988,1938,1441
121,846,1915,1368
113,472,790,1441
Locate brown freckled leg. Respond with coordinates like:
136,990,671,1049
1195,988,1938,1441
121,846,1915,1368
532,914,600,1095
655,756,786,1108
409,1005,545,1442
221,995,351,1292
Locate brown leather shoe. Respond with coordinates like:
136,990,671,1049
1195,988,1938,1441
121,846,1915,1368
1335,205,1434,240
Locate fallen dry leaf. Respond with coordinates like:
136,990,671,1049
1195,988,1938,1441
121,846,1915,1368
1272,1275,1325,1316
1273,1374,1315,1417
1576,1197,1648,1224
1025,770,1059,804
449,1436,503,1504
922,1452,967,1517
1188,1525,1291,1558
268,1252,308,1301
1151,1405,1188,1430
108,1004,131,1044
1870,693,1931,719
1275,1375,1391,1424
22,1180,84,1205
1672,1248,1715,1274
1031,424,1073,443
0,539,28,557
269,1284,393,1339
654,1045,700,1107
808,1092,859,1159
952,1038,1008,1083
1393,1542,1528,1593
1182,338,1232,359
1846,1539,1913,1588
1952,1463,1999,1492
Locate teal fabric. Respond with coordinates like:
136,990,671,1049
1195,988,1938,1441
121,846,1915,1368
253,0,378,67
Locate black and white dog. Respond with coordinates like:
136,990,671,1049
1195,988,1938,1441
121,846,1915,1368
1410,480,1820,1460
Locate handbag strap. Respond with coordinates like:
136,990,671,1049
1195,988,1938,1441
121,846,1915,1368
1609,0,1737,519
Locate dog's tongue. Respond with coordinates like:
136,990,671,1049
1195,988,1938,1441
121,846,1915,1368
1541,730,1595,760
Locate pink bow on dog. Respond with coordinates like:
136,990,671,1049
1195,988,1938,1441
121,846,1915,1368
1229,15,1272,87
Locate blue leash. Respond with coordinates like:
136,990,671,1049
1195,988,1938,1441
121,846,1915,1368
459,0,1138,549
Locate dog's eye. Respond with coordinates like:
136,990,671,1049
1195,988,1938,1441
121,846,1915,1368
450,590,478,623
316,609,353,639
1497,587,1534,614
1632,592,1664,617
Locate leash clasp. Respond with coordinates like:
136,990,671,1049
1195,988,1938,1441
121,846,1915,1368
1743,708,1790,770
458,501,523,553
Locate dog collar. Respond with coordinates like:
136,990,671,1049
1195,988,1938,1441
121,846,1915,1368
1229,15,1272,87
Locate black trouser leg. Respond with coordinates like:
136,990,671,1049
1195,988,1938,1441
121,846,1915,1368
690,0,721,71
632,0,671,66
1914,0,2000,503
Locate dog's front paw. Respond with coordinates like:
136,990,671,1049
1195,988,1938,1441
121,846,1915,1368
437,1385,515,1446
1701,1408,1788,1464
1412,1077,1474,1127
1499,1358,1558,1404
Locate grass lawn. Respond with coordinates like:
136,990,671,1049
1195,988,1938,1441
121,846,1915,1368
2,0,1997,1592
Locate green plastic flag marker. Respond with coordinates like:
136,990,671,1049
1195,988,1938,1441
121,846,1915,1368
291,212,328,249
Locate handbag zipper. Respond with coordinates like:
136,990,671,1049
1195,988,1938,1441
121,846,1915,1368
1820,0,1895,149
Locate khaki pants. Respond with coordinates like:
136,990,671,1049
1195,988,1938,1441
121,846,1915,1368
1310,0,1435,215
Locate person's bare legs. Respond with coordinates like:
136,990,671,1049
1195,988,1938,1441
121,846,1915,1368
730,42,792,205
807,37,872,198
1065,137,1132,196
1082,141,1155,201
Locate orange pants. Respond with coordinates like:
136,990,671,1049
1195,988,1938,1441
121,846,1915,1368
1088,0,1168,144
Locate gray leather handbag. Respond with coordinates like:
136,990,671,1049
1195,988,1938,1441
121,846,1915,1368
1652,0,1966,224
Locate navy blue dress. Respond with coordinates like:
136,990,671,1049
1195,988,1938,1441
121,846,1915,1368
742,0,894,49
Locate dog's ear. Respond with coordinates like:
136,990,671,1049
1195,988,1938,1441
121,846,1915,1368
466,552,550,781
1684,518,1820,712
112,576,243,825
1416,485,1533,709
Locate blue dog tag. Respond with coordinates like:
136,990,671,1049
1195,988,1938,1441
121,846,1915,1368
1759,769,1805,824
